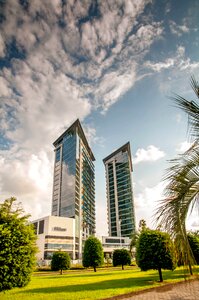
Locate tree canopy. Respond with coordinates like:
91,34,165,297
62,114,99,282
136,229,176,282
82,236,104,272
113,249,131,270
51,251,71,274
130,219,147,254
0,197,37,292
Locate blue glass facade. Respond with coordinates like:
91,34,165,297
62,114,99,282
81,148,95,235
104,143,135,238
52,120,95,259
60,132,76,217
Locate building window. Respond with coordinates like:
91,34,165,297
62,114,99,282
33,222,38,234
105,238,125,244
44,251,54,260
56,148,61,162
45,235,73,240
39,220,44,234
44,243,73,250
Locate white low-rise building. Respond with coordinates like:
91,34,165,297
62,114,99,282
101,236,131,258
32,215,76,261
32,215,131,264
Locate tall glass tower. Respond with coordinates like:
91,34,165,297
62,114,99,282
52,119,95,259
103,142,135,238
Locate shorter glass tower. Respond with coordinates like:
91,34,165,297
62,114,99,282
52,119,95,259
103,142,135,237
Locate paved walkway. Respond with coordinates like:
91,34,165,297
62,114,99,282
126,280,199,300
106,280,199,300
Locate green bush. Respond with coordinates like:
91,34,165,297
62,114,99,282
83,236,104,272
34,266,51,272
136,229,176,282
0,197,37,291
51,251,71,274
70,263,85,270
113,249,131,270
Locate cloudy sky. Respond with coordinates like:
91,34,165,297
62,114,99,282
0,0,199,235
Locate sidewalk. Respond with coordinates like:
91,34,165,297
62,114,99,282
105,280,199,300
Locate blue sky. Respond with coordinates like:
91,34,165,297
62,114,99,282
0,0,199,235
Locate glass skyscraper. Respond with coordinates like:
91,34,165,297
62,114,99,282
103,142,135,238
52,119,95,259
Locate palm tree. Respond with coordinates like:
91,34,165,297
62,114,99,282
156,76,199,272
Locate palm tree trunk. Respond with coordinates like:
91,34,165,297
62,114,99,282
94,266,96,272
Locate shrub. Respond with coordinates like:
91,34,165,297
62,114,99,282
83,236,104,272
0,197,37,291
51,251,71,274
113,249,131,270
136,229,176,282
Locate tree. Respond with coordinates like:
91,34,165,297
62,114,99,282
130,230,139,257
156,76,199,273
130,220,148,256
51,251,71,274
138,219,147,231
113,249,131,270
188,233,199,265
0,197,37,292
136,229,176,282
83,236,104,272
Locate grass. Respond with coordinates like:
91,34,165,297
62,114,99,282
1,266,198,300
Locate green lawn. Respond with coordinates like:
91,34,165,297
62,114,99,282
1,266,198,300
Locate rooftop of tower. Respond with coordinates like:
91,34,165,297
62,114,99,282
103,142,133,171
53,119,95,161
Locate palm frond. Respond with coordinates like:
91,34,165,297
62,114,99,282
156,142,199,235
190,75,199,98
156,143,199,265
156,76,199,269
171,76,199,140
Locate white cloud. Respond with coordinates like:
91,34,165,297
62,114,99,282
83,124,105,147
186,203,199,231
0,76,12,97
176,141,193,153
0,0,163,116
133,145,165,164
145,58,174,72
96,67,138,113
169,20,189,36
1,61,91,151
144,45,199,84
134,181,199,231
0,0,163,222
145,46,199,75
0,34,5,57
176,113,182,124
134,182,165,228
0,148,53,221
